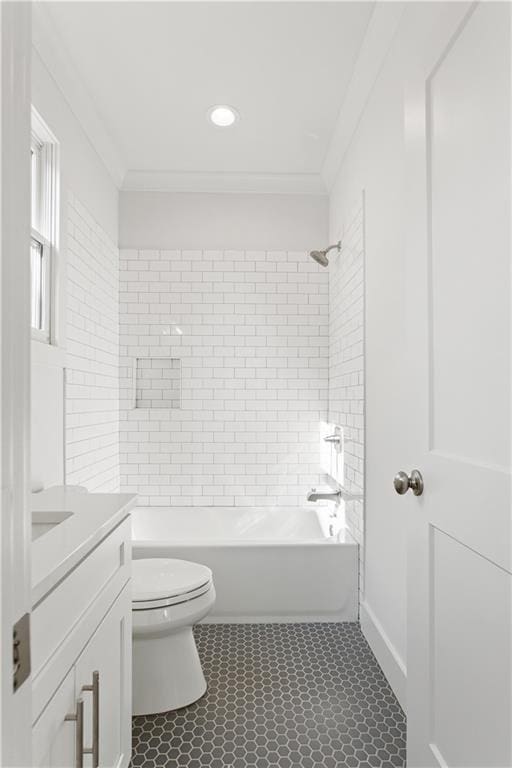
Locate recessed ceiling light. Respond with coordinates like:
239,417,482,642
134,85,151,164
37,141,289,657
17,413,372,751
208,105,239,128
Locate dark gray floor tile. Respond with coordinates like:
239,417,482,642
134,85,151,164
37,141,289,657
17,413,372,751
132,623,406,768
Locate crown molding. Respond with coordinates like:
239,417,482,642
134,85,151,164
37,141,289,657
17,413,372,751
32,1,126,188
122,170,327,196
321,2,405,192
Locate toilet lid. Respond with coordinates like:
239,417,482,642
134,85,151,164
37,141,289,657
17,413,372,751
132,558,212,603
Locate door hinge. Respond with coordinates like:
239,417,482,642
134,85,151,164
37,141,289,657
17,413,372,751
13,613,31,692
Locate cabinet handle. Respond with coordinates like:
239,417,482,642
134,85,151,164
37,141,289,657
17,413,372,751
65,697,84,768
82,670,100,768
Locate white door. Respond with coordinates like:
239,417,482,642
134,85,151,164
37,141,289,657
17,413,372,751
0,3,33,766
404,3,511,767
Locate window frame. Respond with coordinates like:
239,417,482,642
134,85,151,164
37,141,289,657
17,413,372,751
30,109,59,345
30,234,50,342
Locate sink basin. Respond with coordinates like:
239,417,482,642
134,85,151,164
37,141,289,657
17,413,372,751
32,510,73,541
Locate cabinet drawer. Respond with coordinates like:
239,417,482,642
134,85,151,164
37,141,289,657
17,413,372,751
32,517,131,679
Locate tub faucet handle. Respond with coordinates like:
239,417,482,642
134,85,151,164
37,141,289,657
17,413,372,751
323,427,342,453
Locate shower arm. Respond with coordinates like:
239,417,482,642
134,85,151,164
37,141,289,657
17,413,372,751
325,241,341,255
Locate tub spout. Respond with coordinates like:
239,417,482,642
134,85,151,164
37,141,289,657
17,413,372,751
307,488,342,503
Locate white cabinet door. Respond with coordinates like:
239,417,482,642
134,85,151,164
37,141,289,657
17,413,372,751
75,584,132,768
404,3,511,766
32,668,77,768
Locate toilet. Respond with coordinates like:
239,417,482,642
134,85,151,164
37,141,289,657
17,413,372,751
132,558,216,716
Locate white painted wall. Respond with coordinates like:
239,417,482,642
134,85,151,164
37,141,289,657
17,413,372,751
32,50,118,242
119,191,328,252
329,22,408,708
31,347,64,491
30,50,119,490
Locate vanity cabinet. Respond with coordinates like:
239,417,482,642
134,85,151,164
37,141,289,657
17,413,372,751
32,516,132,768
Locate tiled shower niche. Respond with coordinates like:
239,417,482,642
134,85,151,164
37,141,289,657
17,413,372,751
135,357,181,409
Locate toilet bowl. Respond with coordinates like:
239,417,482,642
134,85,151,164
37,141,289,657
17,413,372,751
132,558,216,716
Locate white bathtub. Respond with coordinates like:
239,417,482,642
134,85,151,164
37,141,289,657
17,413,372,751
132,506,358,622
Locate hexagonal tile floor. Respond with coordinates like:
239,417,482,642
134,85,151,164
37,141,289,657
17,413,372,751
131,623,406,768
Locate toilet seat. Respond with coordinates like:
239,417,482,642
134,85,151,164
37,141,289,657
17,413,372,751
132,558,213,611
133,582,213,611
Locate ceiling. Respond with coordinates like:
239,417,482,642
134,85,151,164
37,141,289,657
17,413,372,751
42,2,375,192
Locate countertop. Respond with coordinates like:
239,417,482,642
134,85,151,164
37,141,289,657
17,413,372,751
31,488,137,605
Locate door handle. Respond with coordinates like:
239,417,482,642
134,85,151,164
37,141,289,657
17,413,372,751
82,671,100,768
65,697,84,768
394,469,424,496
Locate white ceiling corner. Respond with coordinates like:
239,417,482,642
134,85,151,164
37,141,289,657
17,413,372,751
321,2,405,191
32,1,126,188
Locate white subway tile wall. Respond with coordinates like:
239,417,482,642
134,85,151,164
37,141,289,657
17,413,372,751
119,249,328,507
329,196,365,594
65,195,120,491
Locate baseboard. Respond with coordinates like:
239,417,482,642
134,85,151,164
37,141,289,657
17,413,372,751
203,613,358,624
117,752,129,768
360,600,407,712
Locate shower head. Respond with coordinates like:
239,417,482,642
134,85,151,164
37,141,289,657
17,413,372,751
310,250,330,267
309,241,341,268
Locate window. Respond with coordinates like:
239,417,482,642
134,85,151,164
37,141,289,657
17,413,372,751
31,110,58,343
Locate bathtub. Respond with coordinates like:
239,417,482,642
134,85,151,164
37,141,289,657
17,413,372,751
131,506,358,622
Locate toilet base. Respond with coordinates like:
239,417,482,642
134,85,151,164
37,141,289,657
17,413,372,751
133,626,207,715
